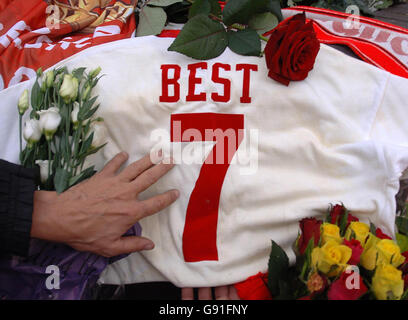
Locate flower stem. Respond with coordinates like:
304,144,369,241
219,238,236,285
19,114,22,162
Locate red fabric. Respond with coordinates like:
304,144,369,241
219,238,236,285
234,272,272,300
0,0,137,90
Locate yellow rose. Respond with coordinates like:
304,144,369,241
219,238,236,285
372,264,404,300
311,240,352,277
361,239,405,271
321,223,342,245
345,222,370,245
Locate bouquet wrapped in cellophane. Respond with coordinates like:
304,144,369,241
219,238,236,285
0,67,140,300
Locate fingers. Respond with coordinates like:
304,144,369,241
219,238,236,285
105,236,155,257
132,161,175,193
100,152,129,176
228,285,240,300
120,153,156,181
214,286,229,300
198,287,212,300
136,189,180,220
181,288,194,300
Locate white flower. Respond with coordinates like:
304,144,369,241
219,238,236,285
35,160,51,183
59,74,79,103
38,107,61,140
23,119,42,147
90,122,107,148
71,102,80,128
18,89,29,115
45,70,54,88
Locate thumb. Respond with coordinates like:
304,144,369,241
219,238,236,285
108,236,155,256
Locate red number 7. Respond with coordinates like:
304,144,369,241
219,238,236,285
171,113,244,262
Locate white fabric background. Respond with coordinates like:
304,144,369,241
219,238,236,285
0,36,408,287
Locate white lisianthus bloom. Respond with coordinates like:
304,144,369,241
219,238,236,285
90,122,107,148
38,107,61,141
71,101,80,129
59,74,79,103
35,160,51,183
18,89,29,115
23,119,42,147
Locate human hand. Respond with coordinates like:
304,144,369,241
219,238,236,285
31,151,179,257
181,286,240,300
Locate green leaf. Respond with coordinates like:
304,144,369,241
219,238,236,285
227,29,261,56
222,0,270,26
188,0,211,19
267,240,289,297
267,0,283,22
68,166,95,187
168,14,228,60
248,12,278,35
54,167,71,194
339,208,349,236
369,222,377,235
30,80,41,111
209,0,222,17
72,67,86,80
136,6,167,37
396,233,408,253
397,216,408,235
148,0,183,7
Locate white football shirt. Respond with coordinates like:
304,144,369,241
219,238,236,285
0,36,407,287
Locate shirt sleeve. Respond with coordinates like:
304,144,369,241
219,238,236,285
0,159,39,257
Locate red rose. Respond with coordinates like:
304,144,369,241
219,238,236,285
234,272,272,300
401,251,408,274
404,274,408,290
343,239,363,265
298,295,312,300
330,204,359,226
327,271,367,300
375,228,392,240
264,13,320,86
298,218,322,255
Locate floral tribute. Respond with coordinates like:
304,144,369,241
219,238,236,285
18,66,106,193
236,204,408,300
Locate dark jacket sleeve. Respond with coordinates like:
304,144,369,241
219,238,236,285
0,159,39,257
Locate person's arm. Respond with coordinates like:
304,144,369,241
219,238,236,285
1,151,179,258
0,159,39,257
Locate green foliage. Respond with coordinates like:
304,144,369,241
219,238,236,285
227,29,261,56
167,0,283,60
267,240,289,297
19,66,106,194
136,6,168,36
168,14,228,59
396,233,408,252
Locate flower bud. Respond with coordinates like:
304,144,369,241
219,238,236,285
82,84,91,101
38,107,61,141
89,66,101,78
71,102,80,129
35,160,51,183
36,67,43,77
59,74,79,103
45,70,54,88
23,119,42,147
90,122,107,148
18,89,29,115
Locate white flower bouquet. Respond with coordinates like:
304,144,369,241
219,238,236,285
18,66,106,193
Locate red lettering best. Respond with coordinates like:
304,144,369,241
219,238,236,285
160,63,257,104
